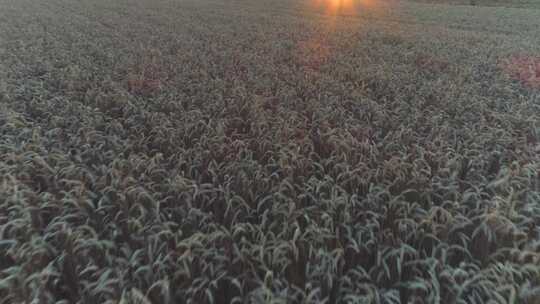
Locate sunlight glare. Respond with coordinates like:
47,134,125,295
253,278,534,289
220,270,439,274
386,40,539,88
311,0,379,15
314,0,356,14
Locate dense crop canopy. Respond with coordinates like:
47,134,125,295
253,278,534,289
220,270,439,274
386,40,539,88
0,0,539,303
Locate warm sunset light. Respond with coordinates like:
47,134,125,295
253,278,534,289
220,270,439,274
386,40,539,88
311,0,378,16
313,0,356,14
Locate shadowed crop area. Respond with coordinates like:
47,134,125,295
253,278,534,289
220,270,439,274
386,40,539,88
0,0,539,303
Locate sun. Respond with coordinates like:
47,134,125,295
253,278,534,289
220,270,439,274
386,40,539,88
329,0,354,10
311,0,378,15
312,0,356,14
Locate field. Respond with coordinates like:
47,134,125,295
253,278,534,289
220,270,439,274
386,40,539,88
1,0,539,303
410,0,540,9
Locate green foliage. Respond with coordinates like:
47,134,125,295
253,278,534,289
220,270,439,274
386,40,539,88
0,0,539,303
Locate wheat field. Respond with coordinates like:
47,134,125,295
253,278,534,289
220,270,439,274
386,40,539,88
0,0,539,303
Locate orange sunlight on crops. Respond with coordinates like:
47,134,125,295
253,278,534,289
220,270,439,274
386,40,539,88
313,0,356,14
311,0,377,15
